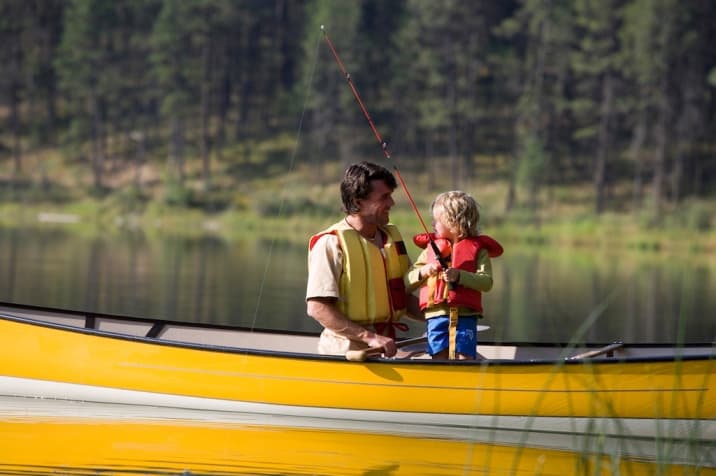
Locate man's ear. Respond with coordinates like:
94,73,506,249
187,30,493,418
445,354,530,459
351,199,362,213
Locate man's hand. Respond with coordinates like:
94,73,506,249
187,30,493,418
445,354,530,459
361,330,397,357
419,262,441,278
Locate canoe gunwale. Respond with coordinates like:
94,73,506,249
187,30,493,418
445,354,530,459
0,300,318,338
1,301,714,366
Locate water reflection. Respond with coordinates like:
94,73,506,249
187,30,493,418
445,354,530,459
0,226,714,343
491,248,716,344
1,414,710,475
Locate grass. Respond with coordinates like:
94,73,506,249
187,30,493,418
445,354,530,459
3,184,713,265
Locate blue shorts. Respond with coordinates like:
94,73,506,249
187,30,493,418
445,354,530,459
426,315,478,358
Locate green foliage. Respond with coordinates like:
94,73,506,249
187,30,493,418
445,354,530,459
709,67,716,87
161,177,194,208
110,185,148,214
516,134,548,187
151,0,195,117
0,0,715,223
252,192,336,218
664,199,714,232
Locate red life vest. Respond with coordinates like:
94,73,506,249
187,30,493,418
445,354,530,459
413,233,503,312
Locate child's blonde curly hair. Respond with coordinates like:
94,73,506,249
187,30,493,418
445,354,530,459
431,191,480,239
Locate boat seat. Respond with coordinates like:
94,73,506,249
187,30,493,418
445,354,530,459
145,322,164,338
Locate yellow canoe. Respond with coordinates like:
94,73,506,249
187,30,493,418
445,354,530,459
1,301,714,443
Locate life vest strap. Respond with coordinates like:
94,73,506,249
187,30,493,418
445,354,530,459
448,307,458,359
373,321,409,340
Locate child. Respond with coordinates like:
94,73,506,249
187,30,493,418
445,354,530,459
407,191,503,360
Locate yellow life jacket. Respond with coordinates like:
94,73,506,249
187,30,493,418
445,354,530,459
310,223,410,325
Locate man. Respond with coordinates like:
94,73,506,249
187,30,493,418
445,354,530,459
306,161,421,356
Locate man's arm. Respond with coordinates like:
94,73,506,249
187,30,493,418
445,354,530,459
403,293,424,322
307,297,397,356
405,249,429,292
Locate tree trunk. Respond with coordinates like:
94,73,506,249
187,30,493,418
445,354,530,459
504,151,517,213
170,115,185,183
651,76,669,219
594,73,614,214
215,70,232,162
10,84,22,178
130,130,145,190
671,74,702,203
425,136,437,192
526,3,548,216
200,40,212,193
629,108,647,213
90,93,104,191
445,35,459,190
448,123,459,191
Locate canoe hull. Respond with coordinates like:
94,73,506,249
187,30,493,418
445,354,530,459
1,312,714,422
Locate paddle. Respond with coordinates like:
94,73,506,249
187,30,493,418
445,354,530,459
345,325,491,362
567,342,624,360
345,336,428,362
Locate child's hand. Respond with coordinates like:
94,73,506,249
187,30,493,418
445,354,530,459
443,267,460,283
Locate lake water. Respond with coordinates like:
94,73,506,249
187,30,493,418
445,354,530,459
1,226,713,344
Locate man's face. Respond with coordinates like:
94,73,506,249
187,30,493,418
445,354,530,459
356,180,395,226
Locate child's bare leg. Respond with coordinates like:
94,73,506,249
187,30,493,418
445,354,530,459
431,351,480,360
431,349,449,360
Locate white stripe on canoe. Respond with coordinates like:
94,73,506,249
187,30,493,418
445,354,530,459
0,376,713,449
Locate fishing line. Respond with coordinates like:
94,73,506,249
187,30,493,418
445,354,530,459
249,31,322,331
321,25,447,268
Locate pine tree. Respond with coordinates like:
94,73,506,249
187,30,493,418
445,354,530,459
570,0,622,213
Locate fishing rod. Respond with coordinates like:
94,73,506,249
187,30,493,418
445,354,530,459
320,25,450,270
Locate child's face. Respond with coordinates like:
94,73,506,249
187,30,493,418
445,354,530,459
432,208,456,241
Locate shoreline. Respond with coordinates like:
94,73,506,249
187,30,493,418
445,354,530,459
1,201,714,261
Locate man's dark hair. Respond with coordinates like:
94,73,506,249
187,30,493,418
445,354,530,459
340,161,397,214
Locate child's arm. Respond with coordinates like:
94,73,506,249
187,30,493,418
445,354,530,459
454,249,494,292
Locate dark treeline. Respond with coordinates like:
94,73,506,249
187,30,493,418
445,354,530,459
1,0,715,218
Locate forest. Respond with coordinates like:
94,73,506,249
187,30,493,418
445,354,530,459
1,0,715,229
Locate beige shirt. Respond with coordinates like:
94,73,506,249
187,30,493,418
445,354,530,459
305,221,346,302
